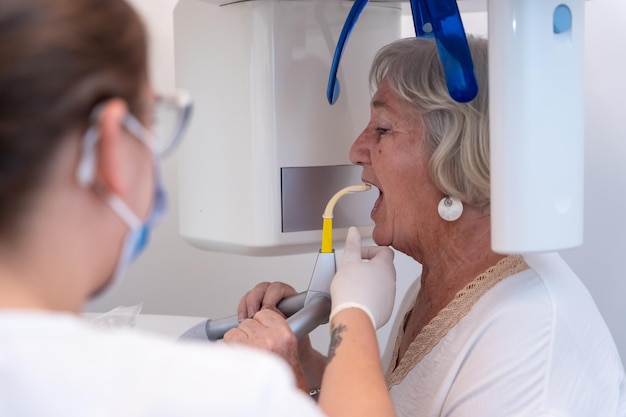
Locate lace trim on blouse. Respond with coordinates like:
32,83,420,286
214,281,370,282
386,255,529,387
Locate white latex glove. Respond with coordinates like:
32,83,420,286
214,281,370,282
329,227,396,330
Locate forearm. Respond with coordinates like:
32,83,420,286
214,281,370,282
297,336,327,391
318,308,395,417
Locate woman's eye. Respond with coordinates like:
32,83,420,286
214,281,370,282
376,127,390,135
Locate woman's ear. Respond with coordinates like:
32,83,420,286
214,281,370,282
96,99,128,195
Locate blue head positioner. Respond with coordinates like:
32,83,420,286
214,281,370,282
327,0,478,105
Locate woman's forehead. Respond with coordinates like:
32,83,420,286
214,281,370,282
371,82,422,125
370,82,401,113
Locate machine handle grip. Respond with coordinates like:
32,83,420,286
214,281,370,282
287,295,331,340
180,291,328,341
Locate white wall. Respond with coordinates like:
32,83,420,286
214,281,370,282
87,0,626,361
564,0,626,361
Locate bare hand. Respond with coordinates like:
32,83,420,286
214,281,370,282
236,281,298,322
223,309,307,391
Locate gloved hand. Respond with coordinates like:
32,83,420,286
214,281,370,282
329,227,396,330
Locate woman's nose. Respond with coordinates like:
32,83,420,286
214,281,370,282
349,129,370,165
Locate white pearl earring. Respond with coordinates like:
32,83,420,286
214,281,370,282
438,196,463,221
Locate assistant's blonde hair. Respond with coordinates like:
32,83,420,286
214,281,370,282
370,36,490,208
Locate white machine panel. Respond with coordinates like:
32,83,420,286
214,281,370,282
174,0,401,255
489,0,585,253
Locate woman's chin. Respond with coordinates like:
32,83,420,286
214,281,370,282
371,226,392,247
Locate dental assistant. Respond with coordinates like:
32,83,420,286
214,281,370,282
0,1,397,416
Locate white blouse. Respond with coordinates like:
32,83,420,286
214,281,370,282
384,253,626,417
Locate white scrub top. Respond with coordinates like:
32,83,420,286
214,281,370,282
0,311,325,417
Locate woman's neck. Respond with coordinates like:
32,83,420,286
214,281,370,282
405,211,505,333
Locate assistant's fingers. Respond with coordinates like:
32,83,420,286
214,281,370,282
340,227,363,262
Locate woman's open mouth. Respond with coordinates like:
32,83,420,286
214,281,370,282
367,183,383,220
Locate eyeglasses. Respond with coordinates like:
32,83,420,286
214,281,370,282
124,90,193,158
77,91,192,187
152,90,193,157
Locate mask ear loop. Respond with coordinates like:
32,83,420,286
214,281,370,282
107,194,142,229
76,104,146,229
76,103,107,187
122,113,156,152
76,124,99,187
119,112,168,228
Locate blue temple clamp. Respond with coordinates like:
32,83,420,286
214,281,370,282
326,0,369,105
327,0,478,104
412,0,478,102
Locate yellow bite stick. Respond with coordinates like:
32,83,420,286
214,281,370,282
320,183,372,253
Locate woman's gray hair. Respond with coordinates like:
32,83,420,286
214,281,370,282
370,35,490,208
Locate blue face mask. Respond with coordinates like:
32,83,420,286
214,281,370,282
77,94,192,300
113,181,166,264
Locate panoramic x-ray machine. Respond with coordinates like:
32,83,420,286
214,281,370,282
175,0,585,340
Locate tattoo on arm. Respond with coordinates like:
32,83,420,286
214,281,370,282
327,323,347,364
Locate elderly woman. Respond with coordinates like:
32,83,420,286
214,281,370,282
234,36,626,416
0,0,396,416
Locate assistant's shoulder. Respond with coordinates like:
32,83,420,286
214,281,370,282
0,312,325,417
137,337,324,416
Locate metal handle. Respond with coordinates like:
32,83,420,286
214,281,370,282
180,291,329,341
180,251,336,341
287,294,331,340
